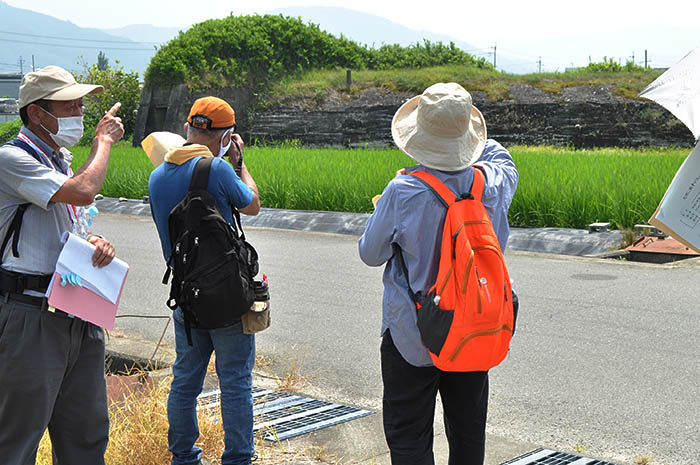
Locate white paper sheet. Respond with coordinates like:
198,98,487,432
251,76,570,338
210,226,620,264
45,232,129,304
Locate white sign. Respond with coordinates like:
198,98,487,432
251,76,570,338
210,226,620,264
650,143,700,252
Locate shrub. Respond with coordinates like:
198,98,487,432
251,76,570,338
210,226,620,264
0,118,21,145
366,40,491,70
144,14,492,91
75,61,140,141
146,15,365,91
584,57,646,73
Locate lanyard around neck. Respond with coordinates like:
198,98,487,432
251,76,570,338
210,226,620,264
17,132,77,223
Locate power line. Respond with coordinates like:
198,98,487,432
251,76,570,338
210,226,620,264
0,37,153,51
0,28,161,44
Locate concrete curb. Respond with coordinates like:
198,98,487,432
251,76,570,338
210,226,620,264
95,197,625,257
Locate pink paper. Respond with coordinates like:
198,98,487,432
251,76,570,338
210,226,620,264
47,271,128,330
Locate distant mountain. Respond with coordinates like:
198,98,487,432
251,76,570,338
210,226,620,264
0,1,156,76
102,24,187,46
267,6,525,73
0,1,529,81
270,6,477,49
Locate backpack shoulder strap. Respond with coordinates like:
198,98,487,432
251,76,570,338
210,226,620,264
471,165,486,201
392,243,417,302
3,138,47,166
1,139,39,264
1,203,30,264
409,171,456,208
411,167,487,204
188,156,214,192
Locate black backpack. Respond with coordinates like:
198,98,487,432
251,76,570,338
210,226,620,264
162,157,258,344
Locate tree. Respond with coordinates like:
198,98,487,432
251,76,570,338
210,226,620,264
97,51,109,71
75,61,140,143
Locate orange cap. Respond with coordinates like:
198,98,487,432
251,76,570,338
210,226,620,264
187,97,236,130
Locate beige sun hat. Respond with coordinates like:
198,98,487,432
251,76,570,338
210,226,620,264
19,65,104,109
391,82,486,171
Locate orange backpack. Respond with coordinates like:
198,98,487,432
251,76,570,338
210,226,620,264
394,168,514,372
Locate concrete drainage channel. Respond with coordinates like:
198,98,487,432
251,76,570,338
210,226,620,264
105,351,168,376
97,197,699,264
508,222,700,264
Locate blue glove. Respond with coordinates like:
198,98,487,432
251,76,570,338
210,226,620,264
86,206,99,227
60,273,83,287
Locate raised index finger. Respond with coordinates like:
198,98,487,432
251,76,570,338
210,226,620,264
105,102,122,117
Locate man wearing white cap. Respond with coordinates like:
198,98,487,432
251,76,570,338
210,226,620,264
0,65,124,464
359,83,518,465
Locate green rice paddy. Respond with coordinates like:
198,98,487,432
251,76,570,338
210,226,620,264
70,143,689,229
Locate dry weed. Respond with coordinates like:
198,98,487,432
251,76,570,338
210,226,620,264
275,352,308,392
35,372,326,465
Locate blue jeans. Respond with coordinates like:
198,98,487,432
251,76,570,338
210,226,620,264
168,308,255,465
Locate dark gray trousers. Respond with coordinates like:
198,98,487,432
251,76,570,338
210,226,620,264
0,296,109,465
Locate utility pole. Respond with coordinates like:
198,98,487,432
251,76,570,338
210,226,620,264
492,44,497,69
538,56,542,73
645,50,648,68
18,56,25,74
32,55,35,72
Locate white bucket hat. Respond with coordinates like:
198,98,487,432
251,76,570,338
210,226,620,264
391,82,486,171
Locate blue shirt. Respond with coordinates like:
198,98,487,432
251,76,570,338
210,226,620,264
148,156,253,261
358,139,518,367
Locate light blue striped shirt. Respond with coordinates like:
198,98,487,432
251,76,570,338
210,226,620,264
0,128,71,276
358,139,518,367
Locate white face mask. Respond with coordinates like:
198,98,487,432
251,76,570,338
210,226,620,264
217,128,233,158
40,108,84,148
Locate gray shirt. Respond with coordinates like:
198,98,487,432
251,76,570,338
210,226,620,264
0,128,71,276
358,139,518,367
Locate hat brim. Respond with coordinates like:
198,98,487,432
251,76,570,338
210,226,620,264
45,83,104,101
391,94,487,172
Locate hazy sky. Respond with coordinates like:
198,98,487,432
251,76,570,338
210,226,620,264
5,0,700,70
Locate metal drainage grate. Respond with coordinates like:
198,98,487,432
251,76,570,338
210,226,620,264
501,449,620,465
197,386,372,441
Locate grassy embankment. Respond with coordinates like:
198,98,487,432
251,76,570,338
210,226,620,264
265,64,664,103
71,143,687,230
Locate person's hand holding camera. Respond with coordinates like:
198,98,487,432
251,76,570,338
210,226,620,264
225,133,245,176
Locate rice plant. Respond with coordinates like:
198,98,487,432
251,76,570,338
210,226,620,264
69,143,689,229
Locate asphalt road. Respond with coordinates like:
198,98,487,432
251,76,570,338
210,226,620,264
96,213,699,465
